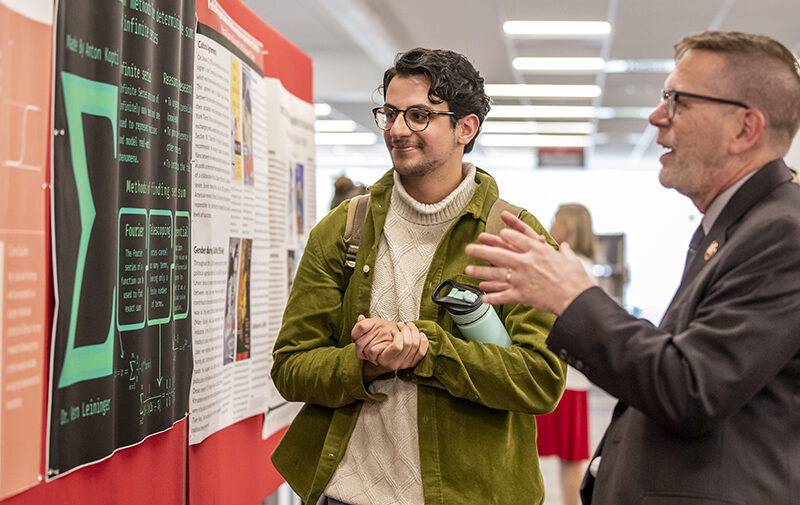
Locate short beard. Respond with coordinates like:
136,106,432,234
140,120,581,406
393,159,439,178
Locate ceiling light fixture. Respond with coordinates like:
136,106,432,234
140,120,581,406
482,121,595,134
513,57,605,72
487,105,597,119
604,59,675,73
595,107,653,119
315,120,357,132
479,134,593,148
314,103,332,116
315,132,378,145
591,133,644,145
503,21,611,37
484,84,601,98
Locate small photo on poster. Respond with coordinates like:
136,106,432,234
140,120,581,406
230,58,242,181
287,250,296,293
241,68,254,186
236,238,252,361
222,237,241,365
287,161,296,239
295,162,305,236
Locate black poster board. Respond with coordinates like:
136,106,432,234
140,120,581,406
48,0,195,477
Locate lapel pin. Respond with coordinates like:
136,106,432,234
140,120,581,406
704,241,719,260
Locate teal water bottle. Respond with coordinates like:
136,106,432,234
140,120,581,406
432,280,512,347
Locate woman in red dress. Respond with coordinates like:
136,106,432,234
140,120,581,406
538,203,596,505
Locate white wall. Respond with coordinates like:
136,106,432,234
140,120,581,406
316,160,699,324
786,133,800,169
491,168,699,323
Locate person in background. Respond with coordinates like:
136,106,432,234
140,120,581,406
466,30,800,505
270,47,566,505
548,204,597,288
329,175,369,210
539,203,596,505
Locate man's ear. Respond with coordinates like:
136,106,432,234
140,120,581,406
729,107,766,155
457,114,480,146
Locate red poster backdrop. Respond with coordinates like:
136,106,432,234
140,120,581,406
2,420,185,505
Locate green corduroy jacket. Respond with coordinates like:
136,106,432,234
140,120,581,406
270,166,567,505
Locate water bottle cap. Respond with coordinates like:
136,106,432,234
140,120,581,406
448,287,478,303
431,280,484,315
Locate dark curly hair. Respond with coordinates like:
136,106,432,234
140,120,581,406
381,48,491,153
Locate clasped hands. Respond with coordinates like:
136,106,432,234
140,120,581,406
352,315,428,379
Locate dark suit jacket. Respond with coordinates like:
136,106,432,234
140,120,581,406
548,159,800,505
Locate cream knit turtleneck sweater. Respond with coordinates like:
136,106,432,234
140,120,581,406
324,163,477,505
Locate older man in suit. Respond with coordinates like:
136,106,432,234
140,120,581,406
466,30,800,505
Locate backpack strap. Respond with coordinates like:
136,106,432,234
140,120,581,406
343,194,370,287
486,198,524,235
342,195,519,287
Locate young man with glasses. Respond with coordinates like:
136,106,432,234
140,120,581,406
467,30,800,505
270,47,566,505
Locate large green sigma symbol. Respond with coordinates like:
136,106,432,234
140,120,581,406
58,71,118,388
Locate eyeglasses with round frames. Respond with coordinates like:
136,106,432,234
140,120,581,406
660,88,749,119
372,105,455,132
